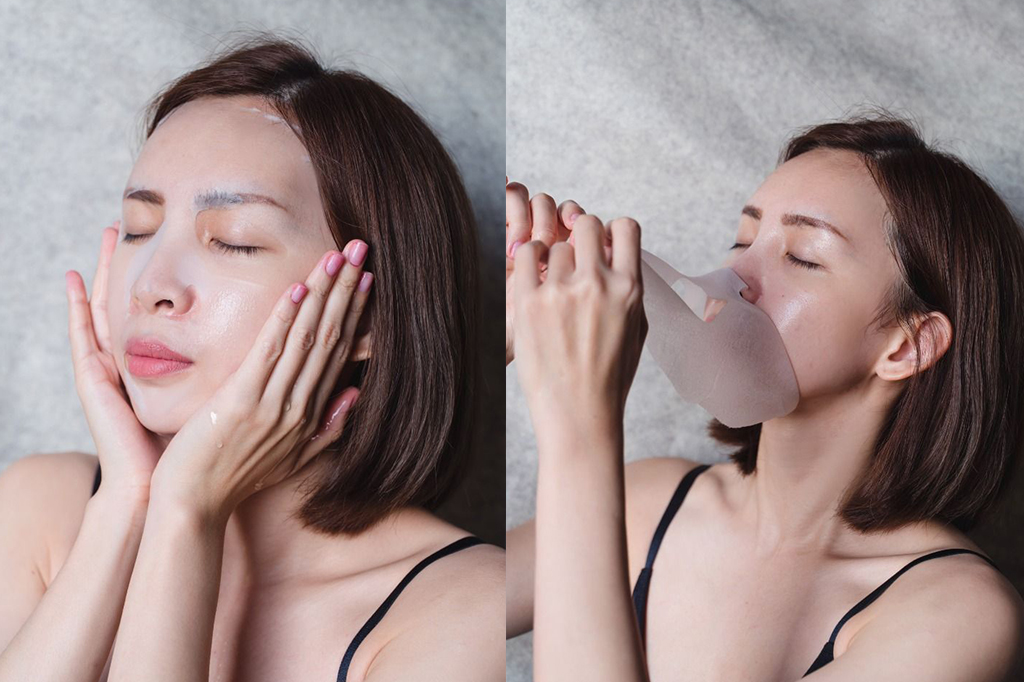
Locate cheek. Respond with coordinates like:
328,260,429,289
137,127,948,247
764,289,876,394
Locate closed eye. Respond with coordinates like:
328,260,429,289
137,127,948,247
728,242,821,270
121,232,262,258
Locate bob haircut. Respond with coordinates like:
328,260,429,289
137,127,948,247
132,33,479,534
709,108,1024,534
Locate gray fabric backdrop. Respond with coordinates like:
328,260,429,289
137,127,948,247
506,1,1024,679
0,0,504,545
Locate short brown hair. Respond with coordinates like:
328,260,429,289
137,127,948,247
709,107,1024,533
138,32,479,534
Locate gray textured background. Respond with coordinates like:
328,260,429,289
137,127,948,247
506,0,1024,679
0,0,504,545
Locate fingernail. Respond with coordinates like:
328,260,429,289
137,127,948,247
568,213,581,225
290,283,308,303
326,252,344,277
358,271,374,292
348,241,368,267
509,240,524,258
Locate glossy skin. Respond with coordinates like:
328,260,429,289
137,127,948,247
0,93,503,682
505,150,1023,681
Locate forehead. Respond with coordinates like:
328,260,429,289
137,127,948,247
127,95,320,219
748,148,890,244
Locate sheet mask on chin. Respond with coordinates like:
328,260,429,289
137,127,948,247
639,248,800,428
117,217,268,429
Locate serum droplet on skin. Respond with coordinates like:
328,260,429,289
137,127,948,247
216,441,223,449
210,411,218,425
254,481,263,491
283,401,291,412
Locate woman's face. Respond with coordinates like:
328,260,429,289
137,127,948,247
107,95,338,436
720,148,898,401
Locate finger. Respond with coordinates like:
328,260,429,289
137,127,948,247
608,217,642,280
572,215,607,272
506,181,531,258
261,247,351,408
529,193,559,246
556,199,584,240
290,241,370,414
65,270,101,367
296,386,361,471
309,269,373,424
547,241,576,282
233,279,309,397
91,223,119,355
513,240,546,293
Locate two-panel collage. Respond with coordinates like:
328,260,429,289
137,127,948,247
2,0,1024,680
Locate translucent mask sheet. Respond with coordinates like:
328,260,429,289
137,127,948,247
117,216,267,416
639,248,800,427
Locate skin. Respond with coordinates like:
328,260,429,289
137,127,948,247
505,150,1024,681
22,95,502,681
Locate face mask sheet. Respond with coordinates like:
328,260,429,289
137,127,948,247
639,248,800,428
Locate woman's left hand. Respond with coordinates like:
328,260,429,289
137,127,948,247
149,240,374,524
512,214,648,434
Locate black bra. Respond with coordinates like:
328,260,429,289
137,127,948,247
630,463,1002,677
90,463,486,681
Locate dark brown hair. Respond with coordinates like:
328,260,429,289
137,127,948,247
139,32,479,534
709,107,1024,533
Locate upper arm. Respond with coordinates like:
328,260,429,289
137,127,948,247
805,558,1024,682
365,544,505,681
0,451,97,652
506,518,534,639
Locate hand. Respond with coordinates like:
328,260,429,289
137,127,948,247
512,215,648,432
148,241,374,524
506,177,602,366
65,221,166,503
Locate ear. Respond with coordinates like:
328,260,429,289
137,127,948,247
350,331,372,361
875,311,953,382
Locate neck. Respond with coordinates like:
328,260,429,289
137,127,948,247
737,377,900,557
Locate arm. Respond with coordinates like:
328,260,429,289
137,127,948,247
506,519,535,638
106,498,224,681
533,419,647,682
0,458,148,682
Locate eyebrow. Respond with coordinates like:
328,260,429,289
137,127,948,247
741,205,851,244
122,186,290,214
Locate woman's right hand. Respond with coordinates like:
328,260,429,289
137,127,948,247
65,221,165,503
505,177,590,366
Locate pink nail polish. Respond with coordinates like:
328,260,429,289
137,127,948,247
358,271,374,292
291,283,308,303
349,241,368,267
509,240,524,258
326,252,344,276
568,213,581,226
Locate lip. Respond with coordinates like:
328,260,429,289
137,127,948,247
125,336,194,378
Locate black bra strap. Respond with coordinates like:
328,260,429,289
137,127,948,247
825,547,1000,645
337,535,486,682
631,463,711,648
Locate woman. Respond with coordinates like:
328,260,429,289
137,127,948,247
506,112,1024,681
0,35,503,681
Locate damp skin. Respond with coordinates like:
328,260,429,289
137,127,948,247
106,95,339,437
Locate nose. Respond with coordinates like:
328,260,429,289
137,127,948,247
129,250,196,316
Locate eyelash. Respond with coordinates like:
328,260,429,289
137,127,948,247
728,242,821,270
121,233,262,258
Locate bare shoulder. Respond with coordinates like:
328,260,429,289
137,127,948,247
359,526,504,681
837,549,1024,680
0,451,99,587
623,456,711,531
623,456,713,580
